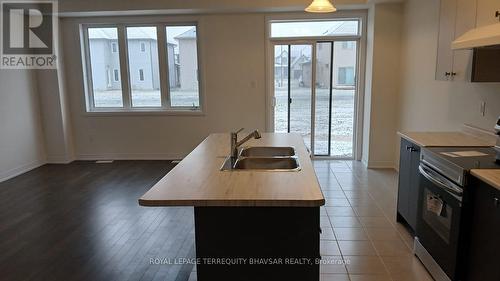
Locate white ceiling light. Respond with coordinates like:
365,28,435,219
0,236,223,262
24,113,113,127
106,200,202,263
305,0,337,13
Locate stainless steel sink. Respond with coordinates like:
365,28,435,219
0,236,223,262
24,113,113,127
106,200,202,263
233,157,300,171
220,145,301,172
239,146,296,157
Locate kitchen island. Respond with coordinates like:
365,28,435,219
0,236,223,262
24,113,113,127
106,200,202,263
139,133,325,281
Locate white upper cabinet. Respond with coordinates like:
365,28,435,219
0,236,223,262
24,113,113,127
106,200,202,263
435,0,477,81
452,0,478,81
476,0,500,27
436,0,457,81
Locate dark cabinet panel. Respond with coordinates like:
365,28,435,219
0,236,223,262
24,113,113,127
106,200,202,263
466,180,500,281
398,139,412,220
397,138,421,232
407,145,421,229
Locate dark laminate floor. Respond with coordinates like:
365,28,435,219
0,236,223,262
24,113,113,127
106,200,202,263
0,161,195,281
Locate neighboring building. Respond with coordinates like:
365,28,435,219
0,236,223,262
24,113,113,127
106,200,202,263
174,28,199,91
274,47,311,87
274,48,289,87
88,28,178,91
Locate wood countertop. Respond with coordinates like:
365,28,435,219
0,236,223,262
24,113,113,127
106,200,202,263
139,133,325,207
471,169,500,191
398,131,494,147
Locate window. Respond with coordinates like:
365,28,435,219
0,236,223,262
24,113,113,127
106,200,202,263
270,20,359,38
166,25,200,107
113,69,119,82
337,67,355,86
341,41,354,49
83,23,202,112
126,26,161,107
87,27,123,108
139,69,144,81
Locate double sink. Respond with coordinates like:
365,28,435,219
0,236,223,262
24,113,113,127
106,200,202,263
221,146,301,171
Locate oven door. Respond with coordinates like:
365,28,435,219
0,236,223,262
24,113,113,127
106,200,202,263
416,163,463,280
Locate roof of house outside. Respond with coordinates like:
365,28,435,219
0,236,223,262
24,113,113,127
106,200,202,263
174,28,196,40
88,28,176,45
291,54,310,67
274,46,311,61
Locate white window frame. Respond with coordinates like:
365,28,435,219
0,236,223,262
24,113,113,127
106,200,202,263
81,21,204,114
265,11,367,161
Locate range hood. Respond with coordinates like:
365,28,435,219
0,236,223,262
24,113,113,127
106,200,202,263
452,23,500,50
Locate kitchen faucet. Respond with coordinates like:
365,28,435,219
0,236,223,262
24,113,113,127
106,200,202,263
230,128,261,163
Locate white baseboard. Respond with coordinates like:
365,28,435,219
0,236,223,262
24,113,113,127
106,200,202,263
0,160,46,183
76,152,185,161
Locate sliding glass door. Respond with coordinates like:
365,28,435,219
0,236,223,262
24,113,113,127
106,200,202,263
331,41,357,158
274,44,313,149
273,40,359,158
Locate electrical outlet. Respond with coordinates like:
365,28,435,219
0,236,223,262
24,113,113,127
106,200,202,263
480,101,486,116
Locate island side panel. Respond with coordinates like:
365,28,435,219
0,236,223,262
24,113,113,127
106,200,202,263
194,206,320,281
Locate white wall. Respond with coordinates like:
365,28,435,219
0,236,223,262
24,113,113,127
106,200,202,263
61,14,267,159
36,19,75,164
399,0,500,133
0,70,46,181
362,2,403,168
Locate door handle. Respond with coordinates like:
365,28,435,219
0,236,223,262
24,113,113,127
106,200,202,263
419,165,463,198
406,145,418,152
494,198,499,207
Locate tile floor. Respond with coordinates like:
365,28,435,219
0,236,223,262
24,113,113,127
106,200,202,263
189,160,433,281
315,160,432,281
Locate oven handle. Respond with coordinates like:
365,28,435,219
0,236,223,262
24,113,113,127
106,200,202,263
419,164,463,198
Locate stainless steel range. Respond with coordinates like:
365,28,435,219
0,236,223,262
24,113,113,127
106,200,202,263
414,146,500,281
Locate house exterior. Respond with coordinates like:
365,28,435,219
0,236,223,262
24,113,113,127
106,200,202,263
274,47,311,87
88,28,178,91
274,48,289,87
174,28,199,91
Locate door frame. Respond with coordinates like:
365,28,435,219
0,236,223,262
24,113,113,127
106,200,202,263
265,11,368,160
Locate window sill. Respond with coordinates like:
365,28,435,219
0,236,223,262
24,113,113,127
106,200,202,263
83,109,205,117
